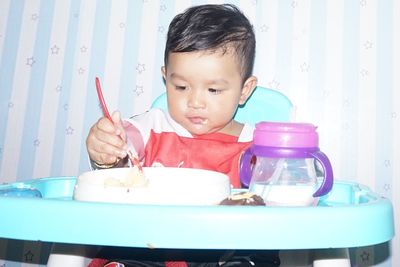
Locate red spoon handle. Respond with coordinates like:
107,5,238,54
95,77,112,121
95,77,143,171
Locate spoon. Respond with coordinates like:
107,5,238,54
95,77,142,171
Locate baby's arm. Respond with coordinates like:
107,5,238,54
86,111,128,168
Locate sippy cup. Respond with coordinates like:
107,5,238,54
240,122,333,206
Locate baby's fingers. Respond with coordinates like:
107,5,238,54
93,131,126,156
87,126,126,161
111,110,125,138
96,116,120,135
88,142,123,165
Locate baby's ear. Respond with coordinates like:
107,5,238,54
161,67,167,86
239,76,258,105
161,66,166,80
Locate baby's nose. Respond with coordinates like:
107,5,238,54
187,91,206,109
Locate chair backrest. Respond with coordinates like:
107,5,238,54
151,86,293,125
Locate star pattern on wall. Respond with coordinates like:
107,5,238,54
364,41,373,49
342,98,350,108
31,13,39,21
322,89,331,97
50,45,60,54
360,68,369,77
360,0,367,7
65,126,74,135
8,102,14,108
55,85,62,92
268,79,280,89
80,46,88,53
26,57,36,67
300,62,309,72
33,139,40,147
260,24,269,33
119,22,126,29
158,26,165,33
384,183,391,191
78,67,85,74
136,63,145,74
63,103,68,111
160,4,167,12
24,250,34,262
134,85,144,96
384,159,391,167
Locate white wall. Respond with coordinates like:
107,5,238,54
0,0,398,266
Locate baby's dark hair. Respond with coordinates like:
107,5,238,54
164,4,256,81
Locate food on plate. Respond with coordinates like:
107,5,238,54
104,165,148,188
219,192,265,206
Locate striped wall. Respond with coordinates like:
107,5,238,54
0,0,398,266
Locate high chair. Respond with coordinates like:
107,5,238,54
0,86,394,267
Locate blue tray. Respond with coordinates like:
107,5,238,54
0,177,394,250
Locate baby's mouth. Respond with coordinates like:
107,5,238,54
188,116,207,125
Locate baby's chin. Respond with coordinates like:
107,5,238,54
186,125,212,136
174,115,228,136
182,122,213,136
174,117,207,134
187,124,231,137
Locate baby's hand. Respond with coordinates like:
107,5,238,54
86,111,128,166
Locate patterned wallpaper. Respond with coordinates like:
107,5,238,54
0,0,398,266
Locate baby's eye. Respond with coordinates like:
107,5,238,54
208,88,222,94
175,85,186,91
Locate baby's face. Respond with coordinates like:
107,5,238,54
163,50,253,136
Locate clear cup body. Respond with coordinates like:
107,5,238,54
248,157,319,206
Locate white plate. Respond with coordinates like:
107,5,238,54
73,167,231,205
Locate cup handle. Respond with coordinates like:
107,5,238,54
239,148,253,188
310,150,334,197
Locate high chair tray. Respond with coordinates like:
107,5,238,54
0,177,394,250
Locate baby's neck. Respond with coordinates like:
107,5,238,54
214,120,244,137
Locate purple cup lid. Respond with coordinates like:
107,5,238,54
254,122,319,148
